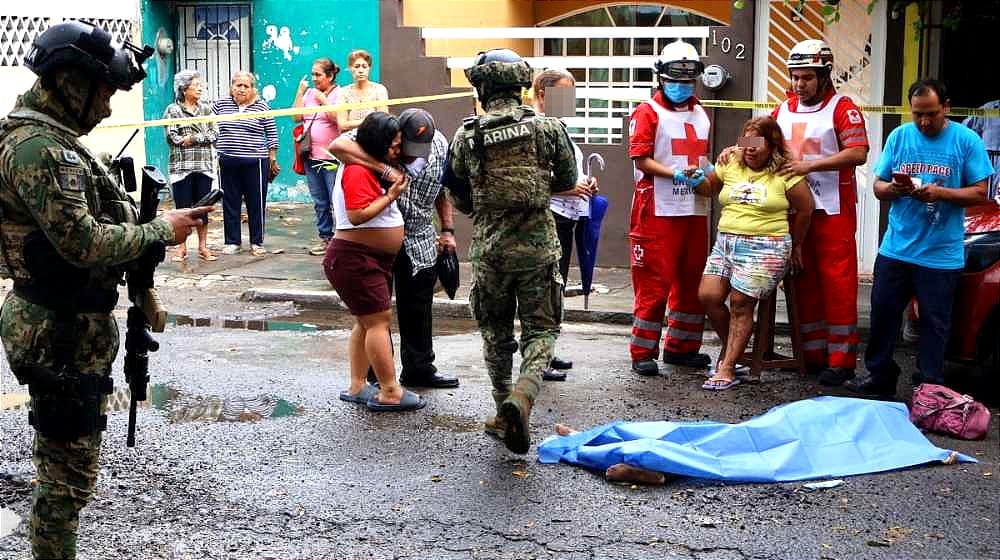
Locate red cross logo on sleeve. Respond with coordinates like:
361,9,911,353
788,122,822,160
670,123,708,166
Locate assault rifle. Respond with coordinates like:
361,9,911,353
123,165,168,447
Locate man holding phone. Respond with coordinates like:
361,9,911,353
847,79,993,397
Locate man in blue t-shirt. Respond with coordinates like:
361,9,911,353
846,79,994,398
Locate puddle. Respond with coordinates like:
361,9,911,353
148,384,304,423
429,414,482,433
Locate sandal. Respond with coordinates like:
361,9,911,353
198,249,218,262
701,377,741,391
171,251,187,262
250,245,267,257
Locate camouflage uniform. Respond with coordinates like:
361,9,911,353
0,81,174,558
448,70,577,453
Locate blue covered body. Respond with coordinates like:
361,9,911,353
538,397,975,482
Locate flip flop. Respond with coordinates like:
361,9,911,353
171,253,186,262
338,384,379,404
704,364,751,378
702,377,742,391
366,389,427,412
199,250,218,262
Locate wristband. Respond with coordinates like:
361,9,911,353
380,164,394,181
440,227,455,234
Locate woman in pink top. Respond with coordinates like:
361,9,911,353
293,57,342,254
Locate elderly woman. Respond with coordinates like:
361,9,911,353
163,69,218,262
688,116,814,391
336,50,388,132
212,70,278,256
325,112,425,412
529,68,597,381
293,57,342,255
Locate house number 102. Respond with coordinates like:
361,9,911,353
711,29,746,60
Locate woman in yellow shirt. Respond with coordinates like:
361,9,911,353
686,116,814,390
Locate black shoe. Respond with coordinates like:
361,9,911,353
399,372,460,389
631,359,660,377
542,368,567,382
662,351,712,369
550,356,573,370
844,374,896,398
818,367,856,386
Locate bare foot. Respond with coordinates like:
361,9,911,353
555,423,577,436
605,463,667,485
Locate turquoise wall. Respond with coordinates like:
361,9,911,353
253,0,380,197
141,0,176,176
140,0,380,199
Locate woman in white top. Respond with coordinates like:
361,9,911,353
324,112,425,412
530,68,598,380
337,49,389,132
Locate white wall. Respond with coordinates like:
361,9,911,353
1,0,146,166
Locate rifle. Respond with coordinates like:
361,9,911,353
123,165,168,447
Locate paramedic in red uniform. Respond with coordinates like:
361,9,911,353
772,40,869,385
627,40,712,376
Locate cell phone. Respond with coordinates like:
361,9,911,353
891,172,914,187
194,189,223,207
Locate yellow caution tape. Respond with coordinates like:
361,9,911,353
94,89,997,131
95,91,476,131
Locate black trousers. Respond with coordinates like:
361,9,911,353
553,211,577,285
393,250,439,378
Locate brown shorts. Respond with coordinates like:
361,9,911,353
323,238,397,316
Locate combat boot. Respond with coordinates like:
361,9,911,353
499,390,533,454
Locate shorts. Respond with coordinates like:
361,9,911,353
323,238,396,316
704,232,791,299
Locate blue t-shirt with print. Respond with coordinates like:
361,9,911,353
874,121,994,269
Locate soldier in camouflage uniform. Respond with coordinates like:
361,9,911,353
0,21,208,559
445,49,578,454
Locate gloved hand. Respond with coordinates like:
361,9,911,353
681,168,706,188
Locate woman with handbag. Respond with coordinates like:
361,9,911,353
293,57,342,255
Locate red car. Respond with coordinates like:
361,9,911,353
949,203,1000,382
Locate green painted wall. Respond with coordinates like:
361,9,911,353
141,0,381,200
254,0,380,198
141,0,176,176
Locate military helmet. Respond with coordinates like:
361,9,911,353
25,20,153,91
465,48,532,103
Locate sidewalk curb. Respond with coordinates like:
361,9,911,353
241,288,637,325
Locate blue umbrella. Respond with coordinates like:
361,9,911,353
575,153,609,310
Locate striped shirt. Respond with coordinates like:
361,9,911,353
163,101,218,183
212,97,278,158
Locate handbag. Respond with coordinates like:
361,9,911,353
909,383,991,440
292,116,315,175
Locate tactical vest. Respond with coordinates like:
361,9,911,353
462,107,552,213
0,115,137,287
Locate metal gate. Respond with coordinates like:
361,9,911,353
175,4,252,102
754,0,887,274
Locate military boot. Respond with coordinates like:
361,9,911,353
499,388,533,454
484,415,507,439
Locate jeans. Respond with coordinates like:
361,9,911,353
304,159,337,240
219,154,268,246
394,251,439,379
864,254,960,384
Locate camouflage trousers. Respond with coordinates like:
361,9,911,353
470,261,563,411
31,430,102,559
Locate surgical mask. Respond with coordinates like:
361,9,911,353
663,82,695,104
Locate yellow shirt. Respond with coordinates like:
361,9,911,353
715,162,802,236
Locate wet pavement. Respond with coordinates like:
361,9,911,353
0,202,996,559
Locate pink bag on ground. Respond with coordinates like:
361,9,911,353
909,383,991,440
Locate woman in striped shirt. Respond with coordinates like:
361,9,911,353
213,70,279,257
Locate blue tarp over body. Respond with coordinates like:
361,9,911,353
538,397,976,482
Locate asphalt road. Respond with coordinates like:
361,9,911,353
1,299,997,559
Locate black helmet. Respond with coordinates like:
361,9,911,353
25,20,153,91
465,48,531,104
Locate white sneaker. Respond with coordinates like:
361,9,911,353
221,244,240,255
250,244,266,256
